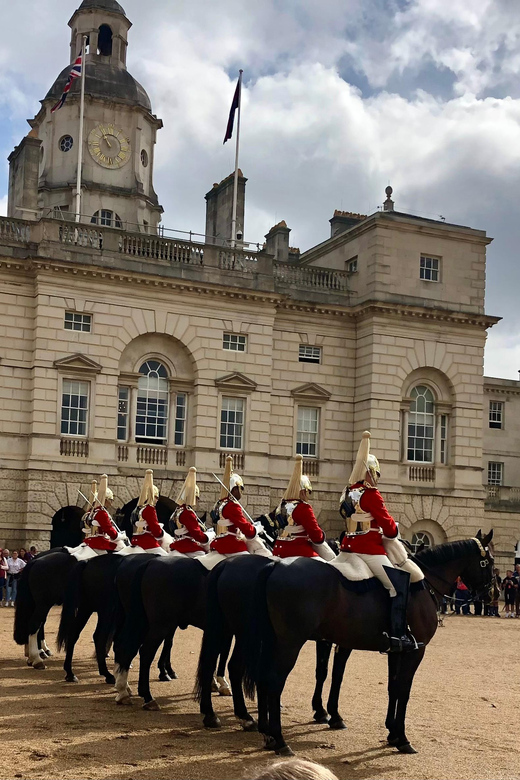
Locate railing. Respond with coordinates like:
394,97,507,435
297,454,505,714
176,450,186,467
136,446,168,466
59,224,103,249
218,250,258,273
408,465,435,483
0,217,31,243
274,262,349,291
119,234,204,264
303,459,320,477
117,445,129,462
60,438,89,457
220,452,245,471
486,485,520,501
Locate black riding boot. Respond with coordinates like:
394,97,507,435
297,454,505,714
382,566,422,653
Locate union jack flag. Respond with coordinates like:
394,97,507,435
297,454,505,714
51,55,83,113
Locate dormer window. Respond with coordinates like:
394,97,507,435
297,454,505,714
98,25,113,57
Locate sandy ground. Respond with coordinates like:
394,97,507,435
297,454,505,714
0,607,518,780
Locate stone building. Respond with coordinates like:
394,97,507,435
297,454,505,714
1,0,519,568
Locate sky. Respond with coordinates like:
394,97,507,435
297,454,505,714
0,0,519,378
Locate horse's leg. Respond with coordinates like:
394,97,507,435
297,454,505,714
198,631,223,730
157,630,177,681
215,633,232,696
311,639,332,724
39,626,53,658
93,611,116,685
326,646,351,730
228,637,257,731
257,685,270,743
63,605,92,683
386,648,425,753
385,654,399,740
139,627,169,710
265,642,303,756
27,604,52,669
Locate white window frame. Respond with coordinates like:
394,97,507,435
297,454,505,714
420,255,440,282
298,345,322,364
347,257,358,273
64,311,92,332
487,462,504,486
117,386,130,442
489,400,504,430
220,396,245,450
135,360,169,444
61,379,90,438
91,209,122,228
407,385,435,463
296,406,319,458
410,531,433,554
174,392,187,447
223,333,247,352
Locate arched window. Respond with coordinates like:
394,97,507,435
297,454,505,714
411,531,433,554
405,383,449,465
135,360,169,444
91,210,122,228
98,24,113,56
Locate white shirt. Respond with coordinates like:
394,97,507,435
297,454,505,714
7,557,26,575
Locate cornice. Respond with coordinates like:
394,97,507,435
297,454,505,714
484,385,520,397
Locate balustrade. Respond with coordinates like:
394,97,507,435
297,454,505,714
136,446,168,466
60,438,89,457
408,465,435,483
0,217,31,243
274,262,349,291
119,233,204,264
219,452,245,471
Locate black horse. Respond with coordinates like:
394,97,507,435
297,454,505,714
240,531,494,756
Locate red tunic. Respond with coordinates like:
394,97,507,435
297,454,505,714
273,501,325,559
340,484,398,556
210,499,256,555
84,507,118,551
131,504,164,550
170,507,209,554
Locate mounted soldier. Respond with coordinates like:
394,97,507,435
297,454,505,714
169,467,210,558
272,454,335,561
339,431,421,652
68,476,127,560
118,469,170,556
209,456,258,556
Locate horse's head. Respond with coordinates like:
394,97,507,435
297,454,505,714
459,530,495,602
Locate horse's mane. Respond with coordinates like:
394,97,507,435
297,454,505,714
415,538,477,567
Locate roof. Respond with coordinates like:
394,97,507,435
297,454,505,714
45,60,151,112
77,0,126,15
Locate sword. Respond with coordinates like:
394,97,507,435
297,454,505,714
76,490,124,536
211,473,254,523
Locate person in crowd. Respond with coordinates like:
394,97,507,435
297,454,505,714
6,549,26,606
0,548,8,606
29,545,38,558
502,569,517,617
514,563,520,617
454,576,471,615
250,758,339,780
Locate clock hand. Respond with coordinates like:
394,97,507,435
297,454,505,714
102,131,112,149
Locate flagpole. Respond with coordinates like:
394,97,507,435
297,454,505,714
75,36,87,223
230,69,243,249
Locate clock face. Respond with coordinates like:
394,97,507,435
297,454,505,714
88,124,131,169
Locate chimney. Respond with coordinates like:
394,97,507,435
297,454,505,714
8,131,42,221
329,210,367,238
205,169,247,246
265,221,290,262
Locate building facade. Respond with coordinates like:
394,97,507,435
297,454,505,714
1,0,519,568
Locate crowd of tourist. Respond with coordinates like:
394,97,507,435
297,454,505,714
0,546,37,606
441,564,520,617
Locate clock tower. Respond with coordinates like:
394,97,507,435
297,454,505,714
16,0,163,231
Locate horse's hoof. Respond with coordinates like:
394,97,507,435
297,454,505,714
65,674,79,683
397,742,417,754
329,719,347,730
116,696,132,706
32,661,46,670
203,715,221,729
276,745,295,757
218,686,232,697
387,736,400,746
241,719,258,732
105,674,116,685
313,711,329,724
158,673,172,682
142,699,161,711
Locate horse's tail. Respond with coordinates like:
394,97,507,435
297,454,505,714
243,560,277,700
194,563,228,703
112,561,150,673
57,560,88,652
13,559,36,645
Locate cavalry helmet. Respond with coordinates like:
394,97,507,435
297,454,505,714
176,466,199,507
139,469,159,506
283,454,313,501
348,431,381,488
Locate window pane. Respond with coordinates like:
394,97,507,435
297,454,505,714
408,385,435,462
487,462,503,486
223,333,247,352
174,394,187,446
135,361,169,443
61,379,89,437
296,406,318,457
298,345,321,364
220,397,244,449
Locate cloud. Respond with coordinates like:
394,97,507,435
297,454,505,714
0,0,518,377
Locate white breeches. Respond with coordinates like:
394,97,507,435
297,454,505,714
355,553,396,596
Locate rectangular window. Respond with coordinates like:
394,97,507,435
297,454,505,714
220,397,245,450
61,379,89,437
440,414,447,464
117,387,129,442
296,406,319,457
487,462,504,486
223,333,247,352
347,257,358,273
174,393,187,447
298,345,322,364
420,255,440,282
489,401,504,429
64,311,92,332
